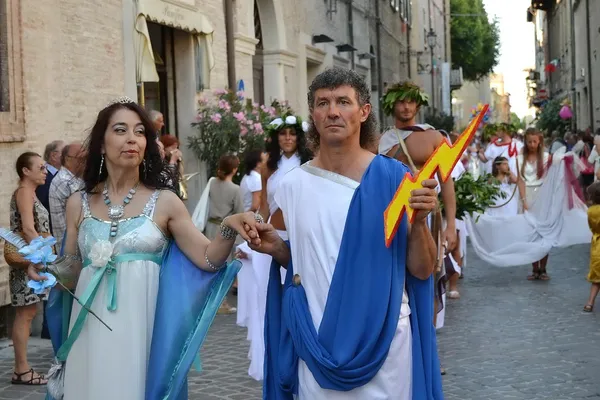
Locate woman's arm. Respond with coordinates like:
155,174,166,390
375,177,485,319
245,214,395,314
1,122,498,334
250,191,261,212
259,170,271,221
16,188,39,242
161,191,254,271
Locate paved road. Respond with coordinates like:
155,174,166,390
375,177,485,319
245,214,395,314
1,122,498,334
0,243,597,399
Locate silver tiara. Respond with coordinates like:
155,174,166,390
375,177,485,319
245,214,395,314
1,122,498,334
105,96,135,108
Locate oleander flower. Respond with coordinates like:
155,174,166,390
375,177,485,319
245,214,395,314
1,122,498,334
211,113,222,123
301,121,310,132
88,240,114,268
253,123,264,134
285,116,297,125
233,111,246,122
27,272,57,295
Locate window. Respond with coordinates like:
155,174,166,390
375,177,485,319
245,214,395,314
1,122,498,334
194,38,205,91
390,0,399,12
400,0,405,19
0,0,9,111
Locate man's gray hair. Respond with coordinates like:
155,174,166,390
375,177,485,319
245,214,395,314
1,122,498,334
306,68,378,151
60,144,72,165
43,140,65,162
149,110,163,122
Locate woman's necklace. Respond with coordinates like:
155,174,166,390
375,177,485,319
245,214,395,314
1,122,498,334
102,182,139,238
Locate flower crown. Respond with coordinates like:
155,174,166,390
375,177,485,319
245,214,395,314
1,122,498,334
266,114,310,135
381,82,429,116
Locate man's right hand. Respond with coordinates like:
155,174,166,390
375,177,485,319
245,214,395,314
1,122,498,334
245,222,290,266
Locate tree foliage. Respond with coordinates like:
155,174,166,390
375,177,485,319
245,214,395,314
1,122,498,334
510,112,526,131
424,112,455,133
450,0,501,81
535,98,569,136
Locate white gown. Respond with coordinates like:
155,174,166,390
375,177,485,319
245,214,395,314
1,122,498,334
276,163,412,400
240,153,300,381
63,191,168,400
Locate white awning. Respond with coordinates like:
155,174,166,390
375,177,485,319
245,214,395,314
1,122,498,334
134,14,159,83
134,0,215,84
194,33,215,89
137,0,214,35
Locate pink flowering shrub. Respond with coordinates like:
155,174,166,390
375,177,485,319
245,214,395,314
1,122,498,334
189,89,294,181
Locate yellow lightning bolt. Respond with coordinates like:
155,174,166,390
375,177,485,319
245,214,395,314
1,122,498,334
383,104,489,247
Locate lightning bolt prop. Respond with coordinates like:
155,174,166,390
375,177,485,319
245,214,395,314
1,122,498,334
383,104,489,247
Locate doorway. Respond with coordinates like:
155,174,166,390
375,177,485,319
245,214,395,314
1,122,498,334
252,1,265,105
143,22,178,138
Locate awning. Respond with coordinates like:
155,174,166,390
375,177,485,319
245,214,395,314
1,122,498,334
137,0,213,35
134,0,215,85
134,14,159,83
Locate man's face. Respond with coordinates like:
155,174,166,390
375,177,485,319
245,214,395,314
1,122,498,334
393,100,419,123
65,143,87,176
311,85,370,147
154,114,164,132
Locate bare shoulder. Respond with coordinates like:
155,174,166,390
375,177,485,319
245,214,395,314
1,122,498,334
155,190,185,212
66,192,83,223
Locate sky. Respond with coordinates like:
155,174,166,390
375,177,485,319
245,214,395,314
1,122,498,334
483,0,536,118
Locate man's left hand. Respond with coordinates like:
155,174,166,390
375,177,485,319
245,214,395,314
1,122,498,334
442,228,457,252
409,179,438,223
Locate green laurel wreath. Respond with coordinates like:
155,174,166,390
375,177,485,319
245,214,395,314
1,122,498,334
381,82,430,116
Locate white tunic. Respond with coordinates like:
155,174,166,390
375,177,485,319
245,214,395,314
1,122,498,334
484,140,523,174
275,163,412,400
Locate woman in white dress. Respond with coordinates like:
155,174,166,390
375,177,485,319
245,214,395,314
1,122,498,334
518,128,551,280
239,114,313,381
27,98,257,400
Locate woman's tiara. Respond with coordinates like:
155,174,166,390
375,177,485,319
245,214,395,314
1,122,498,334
105,96,136,108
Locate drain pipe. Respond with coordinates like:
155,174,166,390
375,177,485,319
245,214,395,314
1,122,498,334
375,0,384,123
586,0,594,131
569,0,576,130
224,0,236,89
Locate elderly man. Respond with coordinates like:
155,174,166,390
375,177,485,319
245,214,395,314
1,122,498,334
246,68,443,399
49,142,86,252
36,140,65,216
149,110,164,136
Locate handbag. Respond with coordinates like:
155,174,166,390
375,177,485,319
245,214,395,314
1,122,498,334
3,231,53,269
46,359,65,399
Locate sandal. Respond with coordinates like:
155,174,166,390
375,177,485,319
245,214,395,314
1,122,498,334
447,290,460,299
583,304,594,312
11,369,47,385
527,270,540,280
538,270,550,281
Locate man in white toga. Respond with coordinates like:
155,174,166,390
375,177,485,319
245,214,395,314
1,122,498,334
242,68,444,400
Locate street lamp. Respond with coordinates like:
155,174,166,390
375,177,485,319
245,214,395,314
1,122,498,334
427,29,437,49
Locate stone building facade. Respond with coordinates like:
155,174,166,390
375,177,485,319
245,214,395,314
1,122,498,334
0,0,447,311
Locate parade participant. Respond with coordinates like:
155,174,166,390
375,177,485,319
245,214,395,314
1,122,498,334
478,124,523,174
378,81,458,252
584,181,600,312
518,128,551,280
32,98,257,399
246,68,443,399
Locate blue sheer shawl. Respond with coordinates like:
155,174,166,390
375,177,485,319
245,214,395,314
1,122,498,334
263,155,444,399
45,241,240,400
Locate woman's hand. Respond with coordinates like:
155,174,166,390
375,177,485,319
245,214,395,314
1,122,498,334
223,212,264,244
170,149,182,164
27,264,47,282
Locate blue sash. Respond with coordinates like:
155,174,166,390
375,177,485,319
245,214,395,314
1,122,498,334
264,155,443,399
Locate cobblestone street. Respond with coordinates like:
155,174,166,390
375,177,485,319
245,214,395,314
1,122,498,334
0,243,597,399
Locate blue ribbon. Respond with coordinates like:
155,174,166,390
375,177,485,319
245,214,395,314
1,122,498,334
56,252,161,362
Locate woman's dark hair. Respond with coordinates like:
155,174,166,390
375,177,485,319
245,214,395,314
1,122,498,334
216,154,240,180
492,156,508,177
244,149,263,176
15,152,41,180
266,125,312,172
306,67,378,152
82,101,174,193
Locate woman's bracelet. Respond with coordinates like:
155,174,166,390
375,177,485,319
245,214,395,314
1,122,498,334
204,248,223,271
220,218,237,241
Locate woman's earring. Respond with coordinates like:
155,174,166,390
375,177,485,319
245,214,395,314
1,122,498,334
99,155,104,175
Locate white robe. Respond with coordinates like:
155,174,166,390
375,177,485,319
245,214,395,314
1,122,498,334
275,163,412,400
